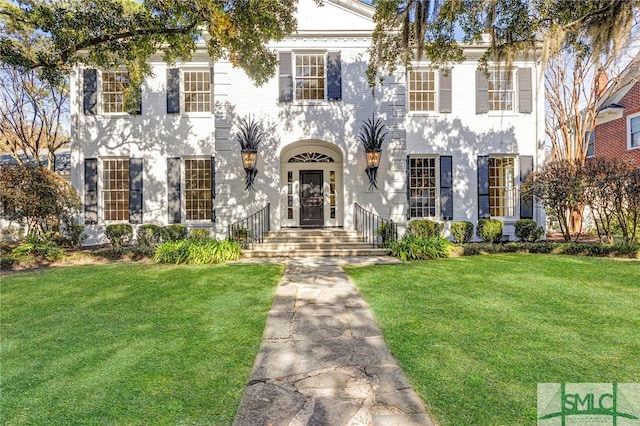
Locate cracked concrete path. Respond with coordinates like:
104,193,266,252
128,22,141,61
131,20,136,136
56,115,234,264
232,257,436,426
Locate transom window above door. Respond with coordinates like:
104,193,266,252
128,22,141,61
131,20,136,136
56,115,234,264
288,152,335,163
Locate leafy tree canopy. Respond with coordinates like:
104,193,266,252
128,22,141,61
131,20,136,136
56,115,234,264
368,0,639,85
0,0,321,88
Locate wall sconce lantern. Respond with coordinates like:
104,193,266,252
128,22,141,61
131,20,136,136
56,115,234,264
358,115,387,190
237,116,264,191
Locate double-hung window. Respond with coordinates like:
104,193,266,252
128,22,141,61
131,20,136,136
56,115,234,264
489,157,516,217
102,159,130,221
629,114,640,149
408,70,436,112
488,70,514,112
295,53,326,101
586,131,595,157
101,71,130,114
184,158,212,221
409,157,437,218
183,70,211,113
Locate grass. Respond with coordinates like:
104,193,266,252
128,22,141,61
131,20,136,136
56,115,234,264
345,254,640,426
1,263,283,425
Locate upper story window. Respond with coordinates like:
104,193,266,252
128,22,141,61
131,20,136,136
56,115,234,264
82,69,141,116
629,114,640,150
489,157,516,217
102,158,130,221
279,51,341,103
476,68,531,114
101,71,130,114
183,70,211,113
488,70,514,112
295,53,326,101
409,70,436,112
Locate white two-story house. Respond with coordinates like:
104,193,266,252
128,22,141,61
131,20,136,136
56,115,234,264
70,0,545,244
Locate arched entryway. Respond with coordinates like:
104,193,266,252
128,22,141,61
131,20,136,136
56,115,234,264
280,140,344,228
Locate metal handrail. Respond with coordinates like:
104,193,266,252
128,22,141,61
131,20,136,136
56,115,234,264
354,203,398,248
227,203,270,249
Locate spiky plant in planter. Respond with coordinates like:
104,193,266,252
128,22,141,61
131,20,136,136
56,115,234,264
358,115,387,189
237,115,265,191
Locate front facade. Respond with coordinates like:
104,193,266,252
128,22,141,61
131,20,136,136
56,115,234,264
70,0,546,244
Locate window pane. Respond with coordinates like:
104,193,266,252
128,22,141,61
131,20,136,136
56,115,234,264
408,71,435,112
183,71,211,112
409,157,437,218
102,159,130,221
102,71,130,114
294,54,325,101
488,70,514,112
185,158,212,221
489,157,515,217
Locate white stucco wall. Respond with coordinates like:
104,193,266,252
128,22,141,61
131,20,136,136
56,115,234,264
70,0,545,244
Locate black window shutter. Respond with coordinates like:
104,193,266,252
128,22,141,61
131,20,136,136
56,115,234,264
210,67,215,112
439,70,452,113
518,68,532,114
166,68,180,114
167,157,181,223
477,155,490,219
327,52,342,101
84,158,98,224
406,156,411,220
279,52,293,102
519,155,534,219
210,156,216,223
83,69,98,115
476,70,488,114
130,85,142,115
129,158,143,224
440,156,453,220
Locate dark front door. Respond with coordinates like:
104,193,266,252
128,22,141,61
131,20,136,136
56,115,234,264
300,170,324,227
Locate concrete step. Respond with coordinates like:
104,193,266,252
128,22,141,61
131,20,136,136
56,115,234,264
265,229,360,237
256,242,378,250
242,248,389,258
244,228,391,258
262,235,366,243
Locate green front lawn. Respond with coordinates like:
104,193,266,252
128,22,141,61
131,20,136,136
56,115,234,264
1,263,283,425
345,254,640,426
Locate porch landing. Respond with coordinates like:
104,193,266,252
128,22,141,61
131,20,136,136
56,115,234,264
242,229,389,258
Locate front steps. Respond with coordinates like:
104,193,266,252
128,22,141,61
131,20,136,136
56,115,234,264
242,228,389,258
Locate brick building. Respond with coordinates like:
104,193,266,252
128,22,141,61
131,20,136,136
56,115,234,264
592,66,640,167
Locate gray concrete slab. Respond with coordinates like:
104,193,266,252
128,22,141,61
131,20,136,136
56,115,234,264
233,257,436,426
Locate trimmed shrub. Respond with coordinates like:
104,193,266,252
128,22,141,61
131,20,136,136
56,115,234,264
407,219,443,238
515,219,543,242
105,224,133,247
137,224,163,248
477,219,503,243
386,235,454,261
451,221,474,244
60,224,87,248
154,239,242,264
163,224,188,242
11,235,67,262
189,229,211,240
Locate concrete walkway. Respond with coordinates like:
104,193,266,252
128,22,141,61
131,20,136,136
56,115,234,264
232,257,435,426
